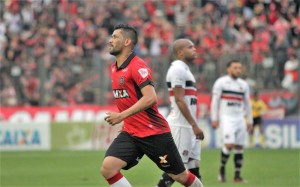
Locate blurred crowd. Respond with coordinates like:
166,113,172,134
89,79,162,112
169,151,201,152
0,0,299,107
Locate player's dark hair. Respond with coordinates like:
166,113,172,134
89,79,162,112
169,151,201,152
114,24,138,47
227,59,241,68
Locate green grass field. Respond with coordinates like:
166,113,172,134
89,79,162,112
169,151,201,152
1,149,299,187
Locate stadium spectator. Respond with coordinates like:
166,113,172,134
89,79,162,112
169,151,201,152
0,0,298,111
281,53,299,92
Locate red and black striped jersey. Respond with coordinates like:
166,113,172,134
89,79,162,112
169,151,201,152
110,53,170,137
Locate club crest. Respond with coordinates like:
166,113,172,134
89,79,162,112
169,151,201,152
119,76,125,86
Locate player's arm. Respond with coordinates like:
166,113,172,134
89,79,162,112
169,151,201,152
121,84,156,118
173,87,204,140
105,84,156,126
244,84,253,131
210,79,222,129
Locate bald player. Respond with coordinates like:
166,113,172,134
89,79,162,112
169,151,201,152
156,39,205,187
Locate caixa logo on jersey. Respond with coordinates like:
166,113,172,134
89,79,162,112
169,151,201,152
113,89,130,99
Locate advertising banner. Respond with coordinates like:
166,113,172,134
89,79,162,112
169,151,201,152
0,106,298,150
0,105,117,123
0,122,50,151
51,122,121,150
199,118,300,149
264,118,300,149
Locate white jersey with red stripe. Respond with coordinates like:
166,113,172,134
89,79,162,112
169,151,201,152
166,60,197,128
211,75,253,124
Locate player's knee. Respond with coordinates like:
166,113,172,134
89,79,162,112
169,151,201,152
100,163,120,179
100,156,127,179
225,144,234,150
100,162,110,178
234,145,243,150
100,159,116,179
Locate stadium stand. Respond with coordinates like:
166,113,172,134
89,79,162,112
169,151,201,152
0,0,299,116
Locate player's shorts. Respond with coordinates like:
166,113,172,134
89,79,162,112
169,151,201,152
170,126,200,164
220,119,246,145
253,117,262,126
105,131,186,175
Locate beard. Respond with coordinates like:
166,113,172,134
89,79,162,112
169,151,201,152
231,73,240,79
185,56,196,63
109,48,121,56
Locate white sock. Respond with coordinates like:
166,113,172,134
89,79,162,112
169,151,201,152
188,177,204,187
110,177,132,187
107,172,132,187
184,171,204,187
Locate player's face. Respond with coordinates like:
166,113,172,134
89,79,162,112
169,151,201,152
182,41,197,63
109,29,125,56
228,62,242,79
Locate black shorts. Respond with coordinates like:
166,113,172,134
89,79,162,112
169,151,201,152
105,131,186,175
253,117,262,126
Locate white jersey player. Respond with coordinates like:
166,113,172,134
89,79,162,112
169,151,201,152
210,60,253,183
156,39,204,187
167,60,198,129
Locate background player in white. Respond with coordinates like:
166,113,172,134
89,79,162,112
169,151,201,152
210,60,253,183
157,39,204,187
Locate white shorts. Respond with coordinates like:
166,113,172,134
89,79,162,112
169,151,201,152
170,126,201,164
220,119,246,145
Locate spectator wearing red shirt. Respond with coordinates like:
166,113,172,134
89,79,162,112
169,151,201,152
281,53,299,92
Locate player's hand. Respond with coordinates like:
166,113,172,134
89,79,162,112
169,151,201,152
192,125,205,140
104,112,123,126
211,121,219,129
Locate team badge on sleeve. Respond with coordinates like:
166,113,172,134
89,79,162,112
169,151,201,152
138,68,148,78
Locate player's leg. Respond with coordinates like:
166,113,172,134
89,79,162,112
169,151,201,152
218,123,235,182
142,132,203,187
157,172,174,187
101,132,143,187
158,159,203,187
168,170,203,187
101,157,131,187
249,118,257,148
257,118,265,147
188,139,202,180
187,159,201,180
156,160,201,187
157,127,194,187
233,145,244,182
233,124,246,182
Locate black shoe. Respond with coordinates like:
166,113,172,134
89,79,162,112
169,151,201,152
233,176,244,183
218,169,226,182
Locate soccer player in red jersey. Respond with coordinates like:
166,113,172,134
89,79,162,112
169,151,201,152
100,24,203,187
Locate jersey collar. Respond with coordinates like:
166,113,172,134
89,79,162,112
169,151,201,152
173,60,189,70
116,52,136,71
